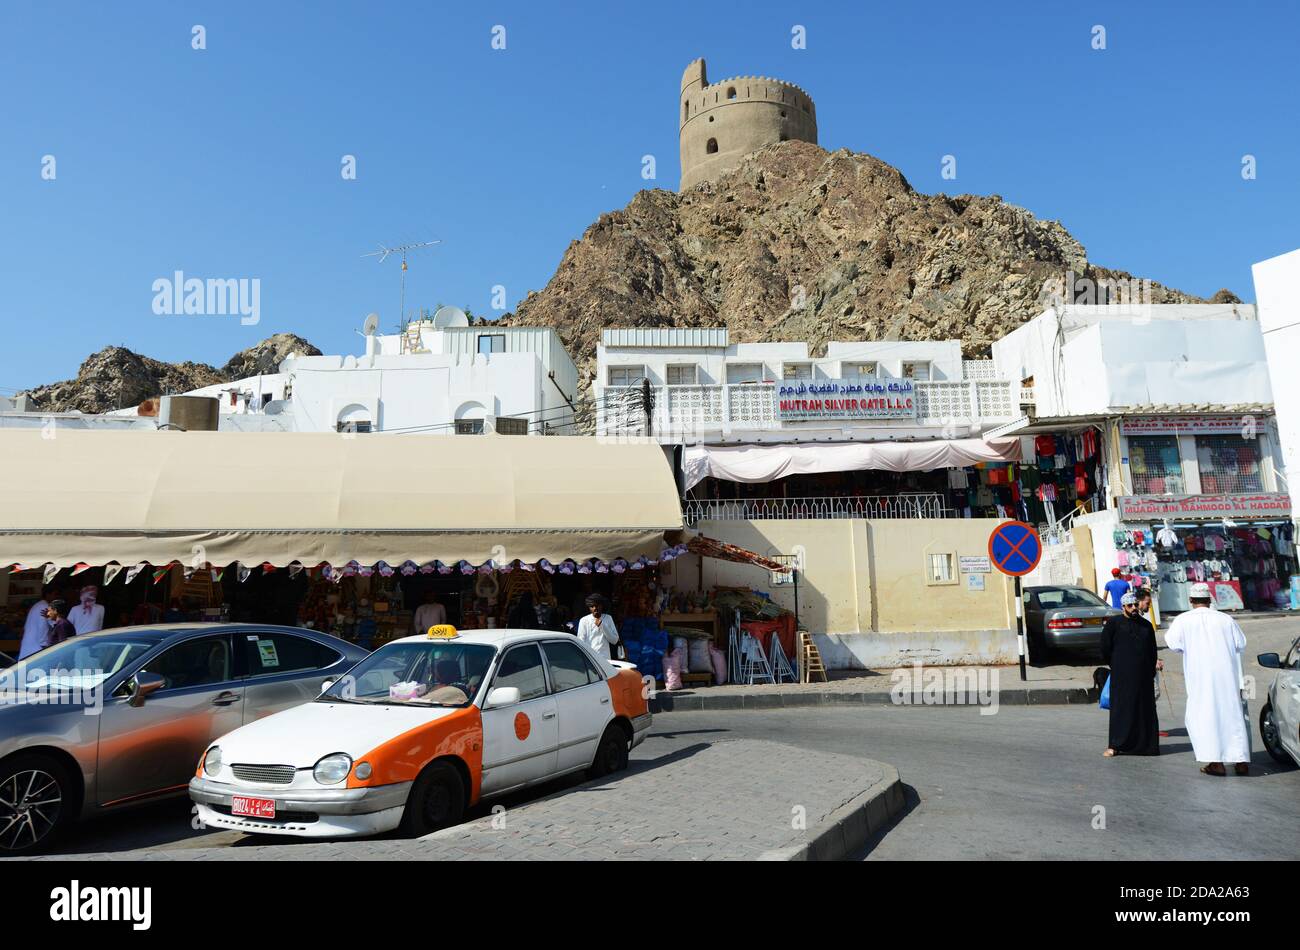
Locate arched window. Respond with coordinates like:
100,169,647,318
683,101,689,121
706,138,718,154
726,87,736,100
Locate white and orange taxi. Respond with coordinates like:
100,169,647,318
189,626,651,838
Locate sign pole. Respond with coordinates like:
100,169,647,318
1015,575,1026,681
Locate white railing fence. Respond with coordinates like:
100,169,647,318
682,493,954,524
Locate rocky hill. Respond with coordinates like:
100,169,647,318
503,140,1227,389
22,333,320,414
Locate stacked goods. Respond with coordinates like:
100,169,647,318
712,587,785,621
619,616,668,680
663,624,715,675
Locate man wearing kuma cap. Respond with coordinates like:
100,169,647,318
1164,583,1251,776
1100,590,1161,757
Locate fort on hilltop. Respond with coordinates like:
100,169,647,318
678,57,818,191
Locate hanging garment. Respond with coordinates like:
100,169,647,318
1156,525,1179,548
1035,435,1056,457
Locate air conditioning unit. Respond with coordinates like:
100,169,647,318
495,417,529,436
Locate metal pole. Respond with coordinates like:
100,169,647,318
1015,574,1027,681
793,568,800,630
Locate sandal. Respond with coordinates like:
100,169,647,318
1200,763,1226,777
1234,763,1249,776
1102,748,1117,758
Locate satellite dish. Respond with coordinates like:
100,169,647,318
432,306,469,329
362,313,380,336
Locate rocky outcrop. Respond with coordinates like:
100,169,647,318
22,334,321,414
503,141,1212,389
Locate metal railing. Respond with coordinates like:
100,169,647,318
597,380,1021,437
682,493,954,524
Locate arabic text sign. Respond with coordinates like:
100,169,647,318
1119,416,1260,435
1118,493,1292,520
777,379,917,421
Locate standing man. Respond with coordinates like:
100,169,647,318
1164,583,1251,776
40,600,75,652
1103,568,1132,609
412,590,447,635
576,593,620,663
69,585,105,636
1100,591,1162,756
18,587,55,659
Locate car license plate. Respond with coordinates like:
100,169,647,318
231,795,276,819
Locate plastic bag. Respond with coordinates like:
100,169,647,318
709,644,727,685
687,638,713,673
664,650,683,691
1099,673,1111,710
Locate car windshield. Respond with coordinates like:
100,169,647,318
0,632,165,693
319,641,496,707
1036,588,1108,610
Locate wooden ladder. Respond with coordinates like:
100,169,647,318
798,630,827,683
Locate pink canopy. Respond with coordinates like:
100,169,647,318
682,438,1023,489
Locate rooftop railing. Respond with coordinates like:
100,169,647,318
681,492,954,524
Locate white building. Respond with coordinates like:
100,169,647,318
1253,248,1300,520
109,319,580,436
595,328,1019,443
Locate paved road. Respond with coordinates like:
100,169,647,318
16,614,1298,861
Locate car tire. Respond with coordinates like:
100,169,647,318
1260,702,1294,766
399,761,465,838
0,753,76,855
587,724,629,779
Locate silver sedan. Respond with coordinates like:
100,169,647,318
0,623,367,855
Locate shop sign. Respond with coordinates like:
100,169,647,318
777,379,916,421
1118,492,1292,520
959,556,991,574
966,574,985,591
1120,415,1262,436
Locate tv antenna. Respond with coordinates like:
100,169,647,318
361,239,441,328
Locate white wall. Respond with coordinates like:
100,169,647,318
1253,248,1300,501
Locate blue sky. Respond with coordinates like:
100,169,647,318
1,0,1297,392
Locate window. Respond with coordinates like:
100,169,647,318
142,635,233,690
782,362,812,380
1033,588,1107,610
666,364,698,386
926,553,955,585
901,361,932,381
455,419,485,435
706,138,719,154
726,363,765,384
243,633,340,677
726,87,736,99
1195,435,1263,493
336,420,372,434
845,361,877,378
495,417,529,436
493,644,548,701
542,640,603,692
477,334,505,355
607,365,646,387
1128,435,1183,493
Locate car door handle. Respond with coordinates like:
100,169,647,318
599,696,610,704
542,711,556,720
212,691,242,706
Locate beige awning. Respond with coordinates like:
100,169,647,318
0,430,683,569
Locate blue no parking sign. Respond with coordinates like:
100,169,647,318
988,520,1043,577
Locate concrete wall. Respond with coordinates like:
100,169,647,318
679,59,817,191
680,518,1017,667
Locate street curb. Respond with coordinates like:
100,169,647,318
758,764,905,861
650,686,1097,713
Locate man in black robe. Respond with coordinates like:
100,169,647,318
1100,590,1162,756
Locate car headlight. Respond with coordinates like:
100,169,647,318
313,753,353,785
204,746,222,776
354,761,373,781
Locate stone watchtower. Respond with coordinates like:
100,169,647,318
678,58,817,191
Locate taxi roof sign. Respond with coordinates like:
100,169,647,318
426,624,460,640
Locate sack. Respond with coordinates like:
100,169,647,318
709,644,727,685
687,638,713,674
663,650,683,691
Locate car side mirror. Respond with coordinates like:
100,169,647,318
1257,653,1281,669
128,671,166,708
485,686,521,708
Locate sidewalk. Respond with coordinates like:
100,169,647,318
651,662,1097,712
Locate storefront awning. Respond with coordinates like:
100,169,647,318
682,438,1023,490
0,430,683,570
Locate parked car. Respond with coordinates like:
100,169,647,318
190,626,651,839
0,623,368,854
1023,585,1120,656
1258,636,1300,767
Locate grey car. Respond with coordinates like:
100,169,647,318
0,623,367,854
1023,585,1121,656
